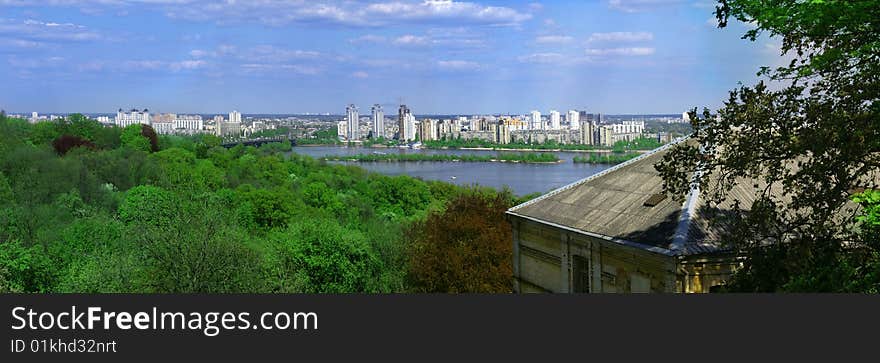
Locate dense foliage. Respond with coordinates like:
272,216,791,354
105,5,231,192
298,127,342,145
657,0,880,292
406,192,513,293
0,114,525,293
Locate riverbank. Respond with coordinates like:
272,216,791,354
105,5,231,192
321,152,562,163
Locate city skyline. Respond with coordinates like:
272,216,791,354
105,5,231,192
0,1,785,114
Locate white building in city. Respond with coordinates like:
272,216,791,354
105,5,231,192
215,113,241,138
549,110,560,130
115,108,151,128
530,110,541,130
345,104,359,140
174,115,204,133
337,121,347,139
371,104,384,139
229,110,242,124
610,120,645,135
567,110,579,130
398,105,417,142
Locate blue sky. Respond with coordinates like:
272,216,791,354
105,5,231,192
0,0,785,115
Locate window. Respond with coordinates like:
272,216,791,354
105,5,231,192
572,255,590,293
630,274,651,293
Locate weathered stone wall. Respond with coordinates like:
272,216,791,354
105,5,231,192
512,217,678,293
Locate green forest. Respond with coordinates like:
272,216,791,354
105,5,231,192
0,114,528,293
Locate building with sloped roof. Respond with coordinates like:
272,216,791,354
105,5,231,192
506,139,741,293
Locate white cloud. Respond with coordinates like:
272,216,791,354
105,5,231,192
240,63,321,76
349,34,387,44
121,60,165,71
351,71,369,78
7,55,64,68
248,45,321,61
436,59,481,71
587,31,653,42
9,1,532,27
393,34,430,46
608,0,684,13
585,47,655,56
517,52,565,64
189,49,209,58
0,18,100,43
364,1,532,26
169,59,206,71
535,35,573,44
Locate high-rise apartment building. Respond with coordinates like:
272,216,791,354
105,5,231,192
549,110,560,130
530,110,542,130
216,112,241,138
599,125,614,147
495,120,511,144
567,110,579,130
346,104,359,140
419,118,437,141
229,110,241,124
213,115,225,136
371,104,384,139
579,119,595,145
397,104,416,141
337,121,347,139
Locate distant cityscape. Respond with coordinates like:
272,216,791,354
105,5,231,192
8,106,693,147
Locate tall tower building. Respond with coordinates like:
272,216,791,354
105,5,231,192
229,110,241,124
579,119,595,145
397,104,416,141
371,104,384,139
567,110,579,130
346,104,359,140
549,110,561,130
530,110,541,130
213,115,225,137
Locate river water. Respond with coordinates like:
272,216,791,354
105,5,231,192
289,146,612,196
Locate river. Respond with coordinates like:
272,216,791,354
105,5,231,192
288,146,612,196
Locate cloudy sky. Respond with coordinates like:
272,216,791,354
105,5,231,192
0,0,784,114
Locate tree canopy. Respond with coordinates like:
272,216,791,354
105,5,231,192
657,0,880,292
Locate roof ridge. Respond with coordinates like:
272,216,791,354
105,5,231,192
508,136,690,212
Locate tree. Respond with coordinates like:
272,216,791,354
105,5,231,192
406,192,513,293
656,0,880,291
265,218,384,293
52,135,96,156
121,124,158,152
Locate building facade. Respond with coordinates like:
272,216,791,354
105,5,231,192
529,110,542,130
345,104,359,140
549,110,560,130
506,141,739,293
115,108,151,128
567,110,579,130
397,104,416,141
371,104,384,139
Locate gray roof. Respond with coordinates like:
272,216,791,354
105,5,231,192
507,139,731,256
